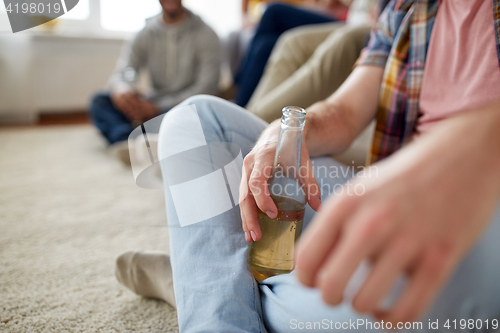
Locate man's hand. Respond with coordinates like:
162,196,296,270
239,66,383,243
134,100,159,122
239,119,322,243
111,86,142,119
111,87,158,122
296,102,500,323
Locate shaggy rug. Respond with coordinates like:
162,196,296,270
0,125,178,332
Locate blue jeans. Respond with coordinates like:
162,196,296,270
159,95,500,332
89,93,134,144
235,3,335,107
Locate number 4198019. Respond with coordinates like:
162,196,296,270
444,319,498,330
6,2,63,14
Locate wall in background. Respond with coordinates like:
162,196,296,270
32,35,123,112
0,34,125,123
0,34,35,123
0,0,241,124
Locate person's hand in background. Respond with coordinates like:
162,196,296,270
296,101,500,324
111,86,158,123
133,99,159,122
110,85,142,120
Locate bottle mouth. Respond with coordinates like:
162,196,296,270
282,106,306,128
282,106,306,118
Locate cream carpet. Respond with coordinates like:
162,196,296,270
0,125,178,332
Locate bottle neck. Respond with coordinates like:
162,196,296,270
269,107,306,205
274,106,306,173
273,125,304,178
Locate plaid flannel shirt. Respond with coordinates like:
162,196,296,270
358,0,500,164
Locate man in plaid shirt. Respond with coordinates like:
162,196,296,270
244,0,500,327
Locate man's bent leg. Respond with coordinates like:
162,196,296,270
248,22,343,111
249,25,371,123
235,3,334,107
89,93,134,144
158,95,269,332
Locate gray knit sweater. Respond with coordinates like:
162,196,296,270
109,10,220,110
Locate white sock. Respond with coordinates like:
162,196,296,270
115,251,176,308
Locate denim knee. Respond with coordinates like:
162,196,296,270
159,94,241,153
262,2,290,20
172,94,229,122
89,93,112,119
158,95,216,146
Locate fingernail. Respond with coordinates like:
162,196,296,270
245,231,251,242
250,230,257,241
266,210,277,218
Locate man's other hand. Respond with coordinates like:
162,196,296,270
111,87,142,120
111,87,158,123
296,100,500,324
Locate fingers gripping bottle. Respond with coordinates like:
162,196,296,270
248,106,307,282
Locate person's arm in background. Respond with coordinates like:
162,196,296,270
154,28,221,111
242,0,250,16
241,0,254,27
108,32,143,114
108,31,158,122
108,30,145,93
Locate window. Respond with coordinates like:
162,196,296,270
100,0,161,32
62,0,90,20
1,0,242,36
183,0,241,37
100,0,241,35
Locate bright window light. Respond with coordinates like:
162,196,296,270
100,0,241,35
183,0,241,37
101,0,162,32
62,0,90,20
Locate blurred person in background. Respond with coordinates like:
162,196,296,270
235,1,350,107
89,0,220,163
247,0,383,122
242,0,350,26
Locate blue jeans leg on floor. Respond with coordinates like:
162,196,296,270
159,95,500,332
89,93,134,144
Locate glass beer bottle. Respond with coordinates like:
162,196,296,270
248,106,307,282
